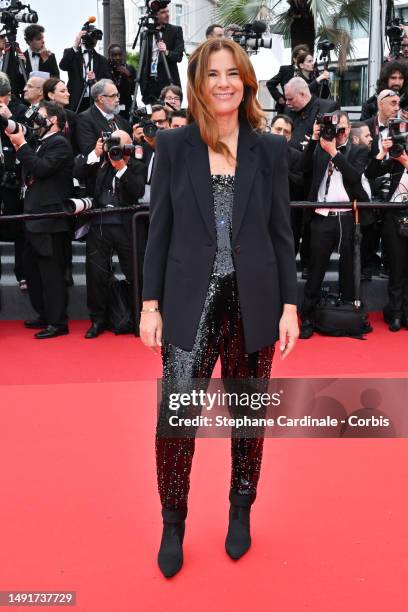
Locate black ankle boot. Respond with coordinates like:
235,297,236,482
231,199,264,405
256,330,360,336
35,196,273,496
225,504,251,560
157,508,186,578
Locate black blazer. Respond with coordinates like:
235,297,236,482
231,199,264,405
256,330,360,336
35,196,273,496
301,139,369,202
16,132,74,233
75,105,132,195
142,121,298,353
266,65,295,108
285,95,340,150
360,95,378,121
59,48,111,111
23,50,60,78
140,24,184,98
76,104,131,156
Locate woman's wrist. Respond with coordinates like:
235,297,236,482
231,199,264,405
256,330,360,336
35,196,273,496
283,303,297,313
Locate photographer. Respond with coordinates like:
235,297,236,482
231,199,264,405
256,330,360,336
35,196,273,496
361,61,408,121
59,26,111,114
365,129,408,331
7,101,74,339
169,108,187,128
76,79,131,195
298,111,370,339
271,114,303,253
205,24,224,40
159,84,182,111
73,130,146,338
108,44,136,121
266,44,310,113
284,77,339,150
0,72,27,291
132,104,170,191
140,2,184,105
294,51,330,99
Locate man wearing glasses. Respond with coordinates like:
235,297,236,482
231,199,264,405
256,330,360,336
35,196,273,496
360,61,408,121
75,79,132,196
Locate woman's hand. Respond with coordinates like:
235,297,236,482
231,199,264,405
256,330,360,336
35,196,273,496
279,304,299,360
140,303,162,352
316,70,330,83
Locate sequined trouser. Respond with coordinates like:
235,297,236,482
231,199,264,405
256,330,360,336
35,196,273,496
156,272,275,515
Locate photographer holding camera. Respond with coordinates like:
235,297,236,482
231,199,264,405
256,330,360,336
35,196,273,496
140,1,184,105
266,44,310,113
0,71,28,290
364,119,408,331
59,21,111,114
298,111,370,339
132,104,170,201
73,129,146,338
75,79,131,195
7,101,74,339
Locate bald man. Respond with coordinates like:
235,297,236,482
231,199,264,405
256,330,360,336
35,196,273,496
23,76,45,107
74,128,147,337
283,76,339,150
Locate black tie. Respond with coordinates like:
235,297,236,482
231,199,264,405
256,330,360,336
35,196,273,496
32,52,41,58
337,145,347,154
379,125,387,132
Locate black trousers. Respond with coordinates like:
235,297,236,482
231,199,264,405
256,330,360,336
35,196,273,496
23,231,69,327
86,224,133,322
142,77,162,105
156,272,275,515
382,212,408,319
301,212,355,318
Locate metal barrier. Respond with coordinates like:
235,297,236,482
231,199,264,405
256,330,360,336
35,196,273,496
1,200,408,336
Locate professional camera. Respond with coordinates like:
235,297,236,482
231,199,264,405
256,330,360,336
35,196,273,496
387,118,408,158
386,18,406,57
81,17,103,49
230,21,272,54
63,197,94,215
0,105,47,135
102,133,136,161
317,39,335,58
317,113,341,141
132,105,159,138
0,0,38,29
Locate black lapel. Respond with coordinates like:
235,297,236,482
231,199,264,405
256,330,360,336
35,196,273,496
232,121,259,241
24,51,32,74
185,123,215,241
91,105,109,132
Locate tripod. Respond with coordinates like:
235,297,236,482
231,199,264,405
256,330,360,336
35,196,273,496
75,48,96,114
318,52,332,99
129,16,173,123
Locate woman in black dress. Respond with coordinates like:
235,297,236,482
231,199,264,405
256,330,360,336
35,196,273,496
140,38,299,578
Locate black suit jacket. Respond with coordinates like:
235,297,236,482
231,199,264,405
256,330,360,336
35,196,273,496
300,139,370,221
75,105,132,195
24,50,60,78
16,132,74,233
285,95,340,151
266,65,295,108
59,48,111,111
140,24,184,98
142,121,298,353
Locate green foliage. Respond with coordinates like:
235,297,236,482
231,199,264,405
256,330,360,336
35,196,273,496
127,51,140,70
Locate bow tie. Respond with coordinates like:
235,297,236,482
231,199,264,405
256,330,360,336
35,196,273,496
379,125,387,132
337,145,347,154
31,52,41,58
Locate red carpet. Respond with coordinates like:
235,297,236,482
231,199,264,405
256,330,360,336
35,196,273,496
0,315,407,611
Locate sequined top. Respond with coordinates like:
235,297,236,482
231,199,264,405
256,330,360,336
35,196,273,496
211,174,235,277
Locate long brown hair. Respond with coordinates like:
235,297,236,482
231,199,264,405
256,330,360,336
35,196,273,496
187,38,266,160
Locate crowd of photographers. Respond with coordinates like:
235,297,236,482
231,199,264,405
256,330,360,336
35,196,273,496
0,12,408,340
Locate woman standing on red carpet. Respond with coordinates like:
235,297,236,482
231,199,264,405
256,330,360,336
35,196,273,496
140,38,299,578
